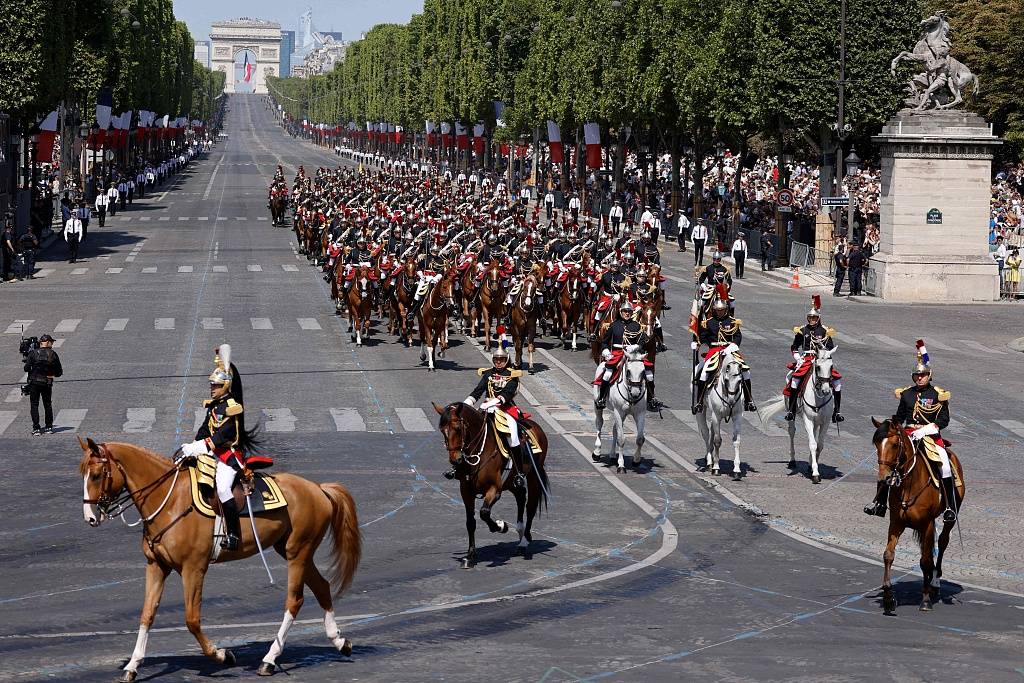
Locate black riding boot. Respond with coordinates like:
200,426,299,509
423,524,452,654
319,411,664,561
940,476,960,523
594,381,610,409
863,480,888,517
646,380,662,411
691,378,706,414
220,499,242,550
741,378,757,411
443,456,465,480
784,389,799,421
831,390,844,423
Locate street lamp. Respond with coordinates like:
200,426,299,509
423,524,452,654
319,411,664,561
844,146,861,237
120,7,141,29
844,147,861,176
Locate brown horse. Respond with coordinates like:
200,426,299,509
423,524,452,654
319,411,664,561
589,305,619,365
637,299,660,372
269,194,287,227
432,402,550,567
509,268,542,371
478,259,507,351
393,257,417,346
330,254,348,315
557,264,586,351
347,264,375,346
418,268,455,370
292,212,306,254
459,256,480,336
78,438,361,681
870,418,965,614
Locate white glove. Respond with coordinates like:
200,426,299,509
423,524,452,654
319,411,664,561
462,396,477,407
910,424,938,441
601,348,612,361
479,398,501,411
626,344,641,355
793,351,802,363
176,440,208,462
722,342,739,356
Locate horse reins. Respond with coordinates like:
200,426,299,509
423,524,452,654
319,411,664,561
878,432,930,510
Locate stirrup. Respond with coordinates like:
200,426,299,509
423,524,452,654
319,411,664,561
221,534,240,551
442,467,459,480
647,398,662,411
784,411,795,421
863,502,886,517
745,402,757,412
832,412,845,423
594,397,607,409
691,402,704,415
942,508,957,523
662,304,672,310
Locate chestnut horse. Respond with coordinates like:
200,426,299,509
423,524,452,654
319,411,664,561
392,257,417,346
459,256,480,336
330,254,348,315
870,418,965,614
478,259,507,351
509,268,542,371
418,268,456,370
589,305,619,365
269,194,287,227
347,264,374,346
78,438,361,681
432,402,550,567
558,264,586,351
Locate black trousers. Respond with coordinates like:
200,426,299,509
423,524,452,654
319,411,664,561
29,383,53,429
677,227,689,251
67,235,79,262
97,206,106,227
834,268,847,295
733,251,745,278
849,267,862,295
693,239,706,266
611,218,620,237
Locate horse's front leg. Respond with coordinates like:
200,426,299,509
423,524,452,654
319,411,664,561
181,563,232,665
804,411,821,483
882,523,902,615
258,553,309,675
787,405,798,470
614,411,627,473
120,560,171,682
730,411,742,480
479,486,508,534
512,485,528,553
710,421,722,475
592,406,605,462
632,407,646,469
460,481,477,568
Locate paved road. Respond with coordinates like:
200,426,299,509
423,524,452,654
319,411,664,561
1,95,1022,682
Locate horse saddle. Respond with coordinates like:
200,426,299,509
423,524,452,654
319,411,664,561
491,410,541,460
188,454,288,518
416,280,431,298
916,437,961,490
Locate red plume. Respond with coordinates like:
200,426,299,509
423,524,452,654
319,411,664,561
716,283,729,302
526,235,533,248
628,241,635,253
812,294,821,310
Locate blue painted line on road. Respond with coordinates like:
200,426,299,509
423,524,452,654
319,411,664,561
23,522,68,532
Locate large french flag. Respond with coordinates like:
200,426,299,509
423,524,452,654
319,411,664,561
36,109,59,162
473,123,485,155
455,122,468,150
584,122,602,169
243,53,254,83
547,120,563,164
441,122,452,148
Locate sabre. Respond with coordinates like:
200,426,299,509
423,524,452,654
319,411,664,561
245,489,275,585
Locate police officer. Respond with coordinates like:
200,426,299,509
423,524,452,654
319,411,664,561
25,334,63,434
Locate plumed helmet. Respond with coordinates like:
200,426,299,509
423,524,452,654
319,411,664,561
487,234,497,246
807,294,822,319
492,346,509,360
624,252,635,264
913,339,932,377
712,251,723,262
209,344,233,387
429,244,440,255
619,300,634,316
712,298,729,313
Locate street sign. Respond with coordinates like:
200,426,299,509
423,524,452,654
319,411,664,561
819,196,851,207
776,188,795,207
926,208,943,224
778,205,793,213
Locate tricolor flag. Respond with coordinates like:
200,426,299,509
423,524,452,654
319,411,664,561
472,123,485,155
584,122,602,169
455,122,468,150
546,120,563,164
688,297,701,338
243,53,254,83
95,87,113,130
36,109,59,163
425,120,436,147
441,122,452,148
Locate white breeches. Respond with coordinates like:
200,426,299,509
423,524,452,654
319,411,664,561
595,360,653,383
934,444,952,479
788,374,841,392
215,460,237,503
697,359,750,383
415,273,441,299
506,418,520,447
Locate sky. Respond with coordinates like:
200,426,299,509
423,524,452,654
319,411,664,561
172,0,424,44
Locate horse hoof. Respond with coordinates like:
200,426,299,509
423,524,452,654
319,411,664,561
919,600,933,612
119,670,138,683
787,460,797,470
218,649,235,665
461,557,474,569
712,468,720,476
616,466,626,473
258,662,276,676
591,453,602,463
732,471,742,481
811,474,821,484
499,521,509,534
339,638,353,657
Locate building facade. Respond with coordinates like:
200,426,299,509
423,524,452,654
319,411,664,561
209,18,282,95
193,40,211,69
280,30,295,77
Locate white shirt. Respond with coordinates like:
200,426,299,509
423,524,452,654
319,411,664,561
690,222,708,241
107,187,119,200
993,243,1008,261
640,209,654,225
64,217,83,241
731,238,747,254
568,197,581,210
609,205,624,219
95,194,108,209
520,188,531,201
544,192,555,205
677,214,690,230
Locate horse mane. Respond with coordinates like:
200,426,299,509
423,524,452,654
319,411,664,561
78,441,170,475
871,419,899,445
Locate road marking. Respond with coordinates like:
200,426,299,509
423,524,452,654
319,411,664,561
281,264,299,272
742,413,789,437
217,217,227,221
993,420,1024,439
0,411,16,435
103,318,128,331
866,334,911,350
201,317,223,330
396,408,435,432
198,216,209,221
70,268,88,275
831,331,864,346
54,319,81,334
36,268,54,278
139,217,151,222
203,154,223,200
154,318,175,330
330,407,365,431
668,409,702,433
142,266,158,273
55,409,88,432
262,408,296,432
773,328,794,338
52,339,65,348
4,388,21,403
235,216,247,221
125,256,135,262
256,216,268,221
246,264,262,272
212,265,228,273
921,338,956,352
105,267,123,274
4,320,33,334
297,317,321,330
178,265,193,273
957,339,1006,355
158,216,169,222
742,327,767,341
250,317,273,330
123,408,156,433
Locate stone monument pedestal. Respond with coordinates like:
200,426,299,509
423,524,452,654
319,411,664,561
870,110,1001,302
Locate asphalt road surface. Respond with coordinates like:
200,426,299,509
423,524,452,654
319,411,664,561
1,94,1022,683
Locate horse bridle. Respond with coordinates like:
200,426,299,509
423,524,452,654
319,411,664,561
714,359,742,414
877,430,913,488
83,448,178,520
616,359,647,405
442,405,488,467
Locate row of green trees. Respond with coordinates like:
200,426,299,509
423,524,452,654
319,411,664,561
0,0,224,129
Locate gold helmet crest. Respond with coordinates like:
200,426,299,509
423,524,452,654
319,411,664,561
209,344,233,387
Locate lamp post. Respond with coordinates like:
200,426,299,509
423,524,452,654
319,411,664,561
844,146,861,238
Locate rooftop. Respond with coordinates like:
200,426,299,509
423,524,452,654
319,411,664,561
211,17,281,28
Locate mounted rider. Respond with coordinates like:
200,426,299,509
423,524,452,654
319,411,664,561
698,251,733,289
343,234,380,301
784,295,843,422
593,301,660,412
864,341,959,522
444,346,529,480
175,345,266,551
588,258,628,340
692,284,756,414
410,239,448,320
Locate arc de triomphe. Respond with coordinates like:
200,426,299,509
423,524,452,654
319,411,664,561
210,18,282,95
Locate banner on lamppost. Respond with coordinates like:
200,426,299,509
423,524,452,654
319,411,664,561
584,122,602,169
546,120,563,164
473,123,485,155
425,120,436,147
441,122,452,148
455,122,468,150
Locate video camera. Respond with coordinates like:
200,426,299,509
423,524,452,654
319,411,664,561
19,334,38,396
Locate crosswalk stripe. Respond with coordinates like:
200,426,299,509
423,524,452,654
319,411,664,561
282,264,299,272
250,317,273,330
742,328,767,341
4,320,33,334
139,217,151,222
104,318,129,331
396,408,435,432
52,339,65,348
125,256,136,262
235,217,247,221
247,265,263,272
55,408,88,432
70,267,88,275
773,328,794,339
330,407,365,431
123,408,156,433
866,334,911,350
217,217,227,221
142,267,157,273
105,267,123,274
54,319,81,334
256,217,268,221
178,216,189,221
154,318,175,330
262,408,297,432
198,216,209,221
0,411,16,435
212,265,228,273
668,409,702,433
957,339,1006,355
178,265,194,273
36,268,55,278
993,419,1024,439
297,318,322,330
921,338,956,352
158,216,170,221
4,388,21,403
831,331,865,346
201,317,223,330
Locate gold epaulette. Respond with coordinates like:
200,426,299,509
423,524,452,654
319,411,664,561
225,399,243,416
792,326,802,335
894,385,912,398
935,386,951,402
202,399,213,408
826,327,835,337
477,368,489,376
733,319,742,326
508,369,524,378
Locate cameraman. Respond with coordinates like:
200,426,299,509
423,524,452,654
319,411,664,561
24,334,62,435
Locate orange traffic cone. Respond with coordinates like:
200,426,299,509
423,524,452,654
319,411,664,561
789,267,801,289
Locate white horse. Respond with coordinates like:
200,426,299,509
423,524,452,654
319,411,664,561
787,348,837,484
696,350,744,481
591,346,648,473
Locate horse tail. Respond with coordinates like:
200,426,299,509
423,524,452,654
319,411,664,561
535,460,550,512
320,483,362,597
